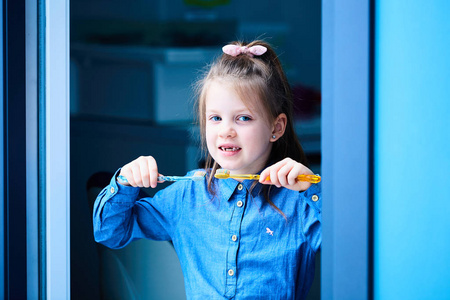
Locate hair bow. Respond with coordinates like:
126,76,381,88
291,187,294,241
222,44,267,57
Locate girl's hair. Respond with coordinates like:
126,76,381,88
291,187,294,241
195,40,308,218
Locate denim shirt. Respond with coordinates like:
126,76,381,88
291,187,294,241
93,169,322,300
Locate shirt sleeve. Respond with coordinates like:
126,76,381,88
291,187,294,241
300,181,322,252
93,169,186,249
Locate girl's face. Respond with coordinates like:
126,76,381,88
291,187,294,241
205,80,274,175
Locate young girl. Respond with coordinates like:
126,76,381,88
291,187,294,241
93,40,321,299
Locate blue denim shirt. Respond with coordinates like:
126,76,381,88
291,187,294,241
93,169,322,300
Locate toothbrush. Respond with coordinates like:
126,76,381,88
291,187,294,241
214,169,321,184
117,171,206,184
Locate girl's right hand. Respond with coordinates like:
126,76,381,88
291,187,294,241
118,156,162,188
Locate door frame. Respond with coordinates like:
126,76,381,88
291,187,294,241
2,0,374,298
321,0,373,299
42,0,71,298
2,0,71,298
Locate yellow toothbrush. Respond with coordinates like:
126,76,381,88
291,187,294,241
214,169,321,184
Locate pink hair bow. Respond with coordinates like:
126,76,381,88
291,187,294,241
222,44,267,57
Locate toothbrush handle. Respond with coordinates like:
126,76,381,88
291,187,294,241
117,175,129,184
157,175,192,181
297,174,321,183
117,174,200,184
242,174,261,180
266,174,321,184
118,175,169,183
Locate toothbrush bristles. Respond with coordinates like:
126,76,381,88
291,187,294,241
191,171,207,181
214,169,231,179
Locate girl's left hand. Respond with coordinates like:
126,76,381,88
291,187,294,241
259,157,314,192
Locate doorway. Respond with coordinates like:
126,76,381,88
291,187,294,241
69,1,322,299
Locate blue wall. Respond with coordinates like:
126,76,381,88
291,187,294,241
375,1,450,299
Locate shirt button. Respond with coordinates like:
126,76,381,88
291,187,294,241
237,184,243,191
232,235,238,242
237,200,243,207
312,195,319,202
110,187,115,194
228,269,234,276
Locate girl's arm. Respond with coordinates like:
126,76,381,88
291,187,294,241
300,181,322,252
93,171,144,249
93,156,180,249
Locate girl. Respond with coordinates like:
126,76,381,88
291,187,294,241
93,40,321,299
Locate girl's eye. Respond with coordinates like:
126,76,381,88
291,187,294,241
238,116,252,122
210,116,221,121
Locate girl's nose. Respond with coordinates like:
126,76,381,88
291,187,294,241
218,123,236,138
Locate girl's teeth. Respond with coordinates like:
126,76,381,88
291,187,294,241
221,147,239,151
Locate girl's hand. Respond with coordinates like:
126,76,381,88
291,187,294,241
259,158,314,192
118,156,162,188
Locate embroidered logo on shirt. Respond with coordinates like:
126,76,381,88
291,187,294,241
266,227,274,236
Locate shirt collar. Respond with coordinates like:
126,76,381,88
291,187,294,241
215,178,238,201
214,177,264,201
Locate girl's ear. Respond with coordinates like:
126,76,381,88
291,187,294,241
271,113,287,142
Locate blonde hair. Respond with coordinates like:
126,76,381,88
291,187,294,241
195,40,308,218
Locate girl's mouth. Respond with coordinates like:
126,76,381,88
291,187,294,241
219,147,241,152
